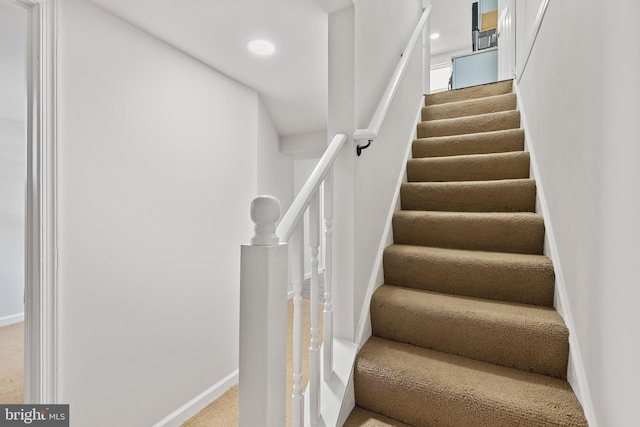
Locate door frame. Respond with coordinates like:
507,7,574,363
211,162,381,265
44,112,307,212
497,0,516,80
7,0,59,404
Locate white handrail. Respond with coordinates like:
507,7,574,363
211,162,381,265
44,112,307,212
516,0,550,83
276,133,348,242
242,6,431,425
353,5,432,143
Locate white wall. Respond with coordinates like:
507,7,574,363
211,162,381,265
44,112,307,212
353,0,421,128
0,0,26,122
597,3,640,422
57,0,261,425
516,0,640,425
257,98,294,213
431,48,471,67
280,131,327,160
515,0,543,71
423,3,431,94
430,64,451,92
328,5,356,341
326,0,423,342
352,0,423,332
0,1,26,325
0,120,25,325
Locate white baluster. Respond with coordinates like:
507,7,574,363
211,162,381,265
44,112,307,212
291,222,304,427
323,172,334,381
239,196,287,427
309,191,321,426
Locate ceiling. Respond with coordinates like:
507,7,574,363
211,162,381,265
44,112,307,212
429,0,475,58
1,0,471,137
84,0,471,138
87,0,336,138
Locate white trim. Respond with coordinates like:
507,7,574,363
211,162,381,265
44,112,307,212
303,339,357,427
277,134,347,243
354,95,424,348
16,0,59,404
430,61,451,71
516,0,550,83
514,82,598,426
0,313,25,327
152,370,239,427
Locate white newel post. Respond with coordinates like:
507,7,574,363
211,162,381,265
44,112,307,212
239,196,288,427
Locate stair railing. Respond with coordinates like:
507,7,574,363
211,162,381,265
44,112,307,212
240,133,347,427
239,4,431,427
353,4,432,156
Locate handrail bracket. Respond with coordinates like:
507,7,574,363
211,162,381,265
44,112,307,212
356,140,372,157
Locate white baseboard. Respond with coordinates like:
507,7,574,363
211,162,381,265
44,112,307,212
0,313,25,328
304,338,358,427
514,83,598,427
152,369,238,427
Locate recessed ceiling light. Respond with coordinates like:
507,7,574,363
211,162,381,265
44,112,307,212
430,33,440,40
247,39,276,56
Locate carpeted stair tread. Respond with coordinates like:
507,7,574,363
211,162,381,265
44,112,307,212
343,407,413,427
392,211,544,254
407,151,530,182
422,93,517,121
417,110,521,138
354,337,588,427
370,285,569,378
400,179,536,212
383,244,555,306
425,80,513,106
412,129,524,158
347,79,587,425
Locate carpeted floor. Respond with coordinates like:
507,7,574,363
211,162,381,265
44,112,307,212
0,303,320,425
0,321,24,404
182,299,322,426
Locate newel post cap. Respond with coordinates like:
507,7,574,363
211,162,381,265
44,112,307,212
250,196,281,246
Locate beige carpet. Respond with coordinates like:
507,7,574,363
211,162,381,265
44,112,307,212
0,303,321,423
0,321,24,404
182,299,322,426
344,80,588,426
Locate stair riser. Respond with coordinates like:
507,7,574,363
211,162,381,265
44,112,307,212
422,93,517,121
344,408,412,427
426,80,513,106
383,249,555,306
417,110,521,138
400,180,536,213
392,213,544,254
412,129,525,158
370,288,569,378
407,152,530,182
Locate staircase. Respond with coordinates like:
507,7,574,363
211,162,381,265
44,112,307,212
344,81,588,426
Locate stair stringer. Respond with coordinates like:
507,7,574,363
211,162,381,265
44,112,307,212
334,96,424,427
514,82,598,426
